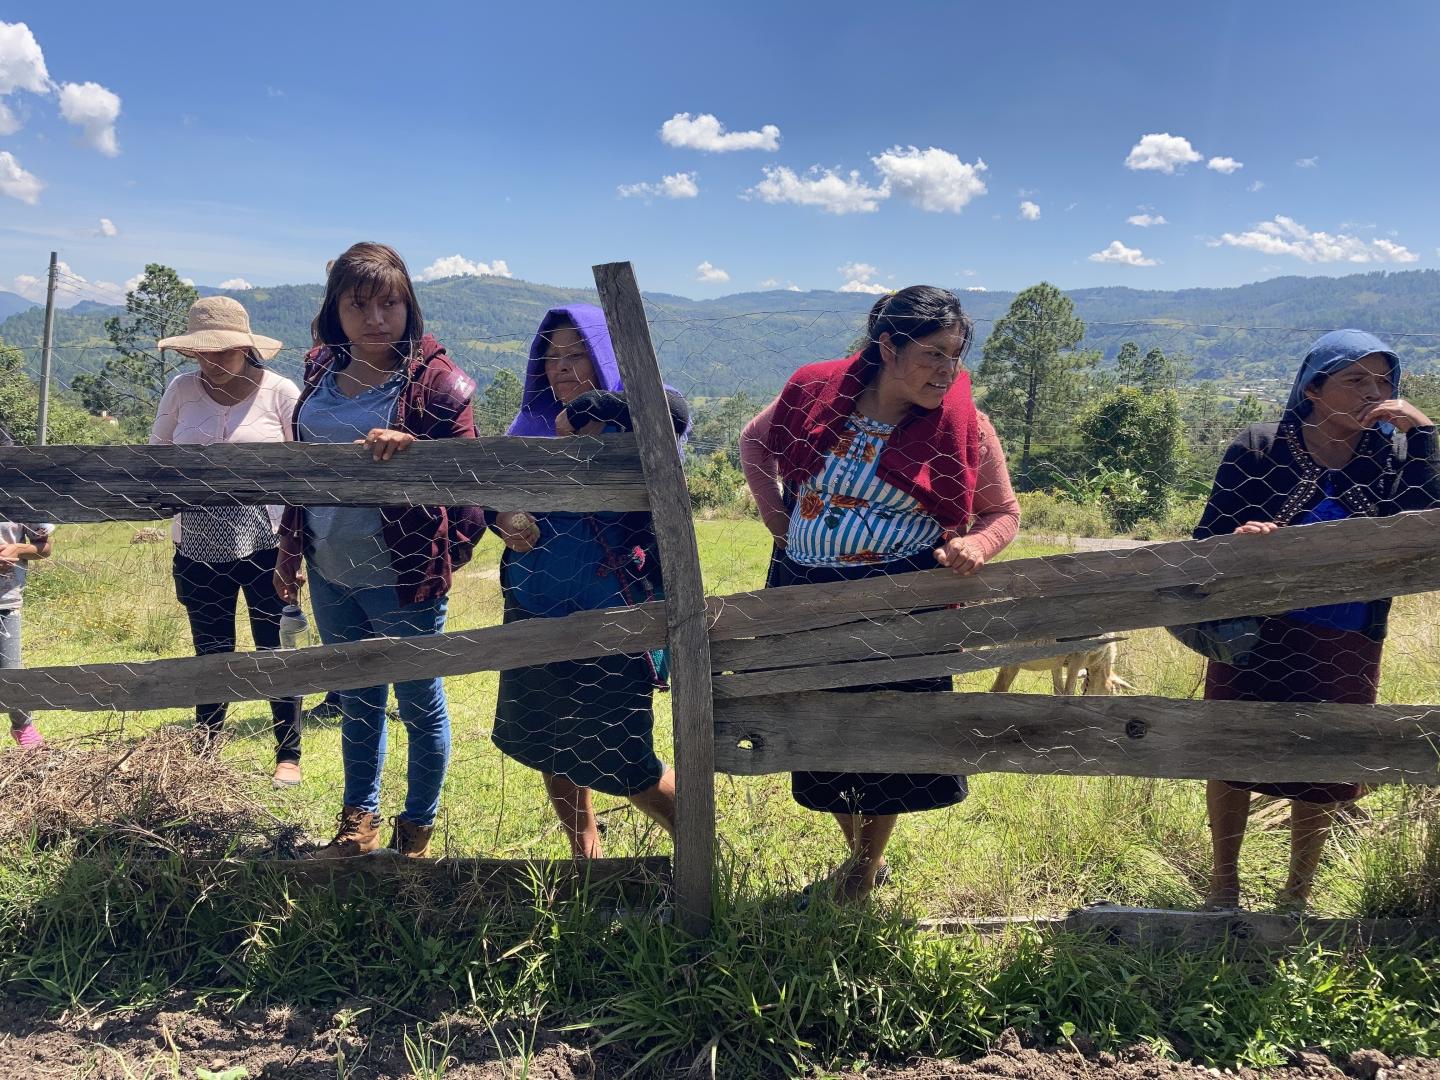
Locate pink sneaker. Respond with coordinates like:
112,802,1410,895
10,724,44,750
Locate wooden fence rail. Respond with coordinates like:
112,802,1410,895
0,436,648,522
715,691,1440,784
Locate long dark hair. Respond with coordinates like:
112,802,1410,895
313,242,424,362
858,286,973,372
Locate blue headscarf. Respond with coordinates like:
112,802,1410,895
1284,329,1400,428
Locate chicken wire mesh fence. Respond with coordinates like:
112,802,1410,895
3,272,1440,925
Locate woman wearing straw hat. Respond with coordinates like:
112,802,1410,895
151,295,305,787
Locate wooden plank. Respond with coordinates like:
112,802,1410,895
921,905,1439,951
714,690,1440,783
595,260,716,939
711,636,1116,699
0,600,666,713
0,436,648,522
710,511,1440,673
703,508,1440,645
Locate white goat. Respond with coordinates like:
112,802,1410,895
989,635,1132,696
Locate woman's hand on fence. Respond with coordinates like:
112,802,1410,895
496,511,541,553
1361,399,1433,433
274,563,305,605
356,428,416,462
1233,521,1280,536
935,536,986,575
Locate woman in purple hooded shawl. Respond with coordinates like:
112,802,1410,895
492,304,690,858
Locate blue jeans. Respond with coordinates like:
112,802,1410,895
0,608,31,729
307,570,450,826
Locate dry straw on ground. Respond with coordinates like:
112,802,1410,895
0,727,301,858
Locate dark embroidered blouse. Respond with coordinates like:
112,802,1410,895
1193,420,1440,639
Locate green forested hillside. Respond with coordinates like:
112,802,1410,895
5,269,1439,398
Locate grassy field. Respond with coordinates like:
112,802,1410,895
6,518,1440,1074
20,518,1440,918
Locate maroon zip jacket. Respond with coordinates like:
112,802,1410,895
277,335,486,604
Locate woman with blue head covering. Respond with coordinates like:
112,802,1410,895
1191,329,1440,911
491,304,690,858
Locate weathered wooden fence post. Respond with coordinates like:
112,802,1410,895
593,261,716,936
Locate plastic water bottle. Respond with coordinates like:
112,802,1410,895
278,604,309,649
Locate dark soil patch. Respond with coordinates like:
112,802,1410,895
836,1028,1435,1080
0,1002,1434,1080
0,997,602,1078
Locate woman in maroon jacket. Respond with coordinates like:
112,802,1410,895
275,242,484,860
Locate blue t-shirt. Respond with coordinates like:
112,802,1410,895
1288,476,1370,632
297,368,405,589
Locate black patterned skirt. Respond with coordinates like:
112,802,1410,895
765,546,968,816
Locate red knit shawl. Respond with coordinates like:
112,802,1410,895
765,352,981,534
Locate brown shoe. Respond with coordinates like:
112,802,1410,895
389,817,434,859
306,806,382,859
271,761,302,789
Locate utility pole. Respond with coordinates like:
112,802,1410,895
36,251,58,446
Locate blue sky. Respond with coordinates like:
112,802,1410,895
3,0,1439,306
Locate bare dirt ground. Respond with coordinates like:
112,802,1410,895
0,1001,1432,1080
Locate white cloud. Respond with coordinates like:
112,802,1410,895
97,217,118,237
964,286,989,292
746,165,887,215
266,86,284,98
1207,156,1243,174
415,254,513,281
837,261,887,294
695,260,730,284
660,112,780,152
961,268,978,277
0,150,42,204
219,277,253,290
9,274,43,301
1295,156,1319,168
58,81,121,156
872,145,987,212
1019,199,1040,221
1216,215,1418,264
785,284,802,292
121,272,143,294
1088,240,1158,267
0,101,18,135
617,171,698,200
1124,132,1201,174
0,22,50,96
1247,180,1265,192
1126,212,1168,227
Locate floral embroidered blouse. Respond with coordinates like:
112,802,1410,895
785,414,943,566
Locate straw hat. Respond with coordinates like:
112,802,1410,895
157,296,283,360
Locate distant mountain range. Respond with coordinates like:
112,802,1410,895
3,269,1438,398
0,291,35,321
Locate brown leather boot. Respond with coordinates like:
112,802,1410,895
390,817,434,859
306,806,382,859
